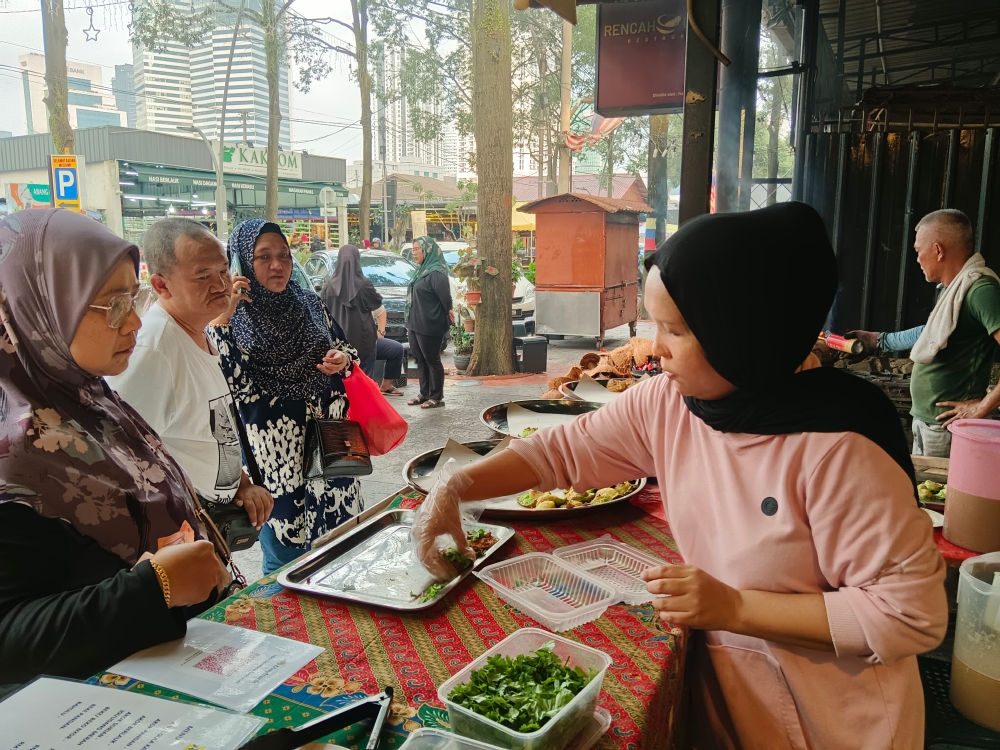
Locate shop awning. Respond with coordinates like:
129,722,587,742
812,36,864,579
122,163,348,196
512,201,536,232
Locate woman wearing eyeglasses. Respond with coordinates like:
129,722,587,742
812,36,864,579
0,209,231,695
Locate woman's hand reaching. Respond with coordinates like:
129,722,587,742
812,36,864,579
642,564,743,631
317,349,350,375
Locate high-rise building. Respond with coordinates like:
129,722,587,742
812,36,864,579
112,64,137,128
132,0,289,149
18,53,126,134
190,0,290,150
376,45,454,178
133,1,194,135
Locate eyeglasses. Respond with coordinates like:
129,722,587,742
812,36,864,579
88,287,156,329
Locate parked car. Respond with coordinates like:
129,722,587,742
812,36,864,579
402,241,535,320
302,249,416,342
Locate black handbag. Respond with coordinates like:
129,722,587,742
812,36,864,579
201,398,265,552
304,412,373,479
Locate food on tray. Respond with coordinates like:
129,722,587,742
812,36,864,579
467,528,499,555
917,480,947,502
420,583,445,602
515,481,636,510
448,641,597,733
416,529,500,602
606,378,637,393
519,427,538,438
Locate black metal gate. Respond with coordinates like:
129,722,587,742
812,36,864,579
800,123,999,333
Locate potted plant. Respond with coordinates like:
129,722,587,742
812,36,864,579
457,303,475,332
453,245,483,306
450,324,474,372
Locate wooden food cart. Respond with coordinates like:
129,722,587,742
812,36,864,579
520,193,649,347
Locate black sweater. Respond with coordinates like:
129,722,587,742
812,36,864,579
406,272,452,337
0,502,211,697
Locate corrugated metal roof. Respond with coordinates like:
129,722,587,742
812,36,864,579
818,0,1000,89
513,173,648,203
519,192,652,214
0,126,346,184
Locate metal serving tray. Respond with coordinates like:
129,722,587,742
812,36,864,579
479,399,603,437
276,510,514,611
402,440,647,521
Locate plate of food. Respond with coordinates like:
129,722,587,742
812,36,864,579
480,400,603,438
917,479,947,514
402,439,646,520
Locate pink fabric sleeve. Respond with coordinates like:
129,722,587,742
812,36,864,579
507,378,662,491
806,433,947,664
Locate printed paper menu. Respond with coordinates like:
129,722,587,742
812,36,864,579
0,677,264,750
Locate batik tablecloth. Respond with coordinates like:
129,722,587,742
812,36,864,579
93,488,687,750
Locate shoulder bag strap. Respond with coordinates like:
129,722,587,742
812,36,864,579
224,379,264,487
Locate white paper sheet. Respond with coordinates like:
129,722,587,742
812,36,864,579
573,373,618,404
109,619,323,713
414,437,512,492
506,402,585,436
0,677,264,749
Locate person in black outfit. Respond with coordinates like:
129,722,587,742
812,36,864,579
321,244,405,395
0,209,231,697
405,236,453,408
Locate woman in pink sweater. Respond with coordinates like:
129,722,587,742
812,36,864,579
415,203,947,748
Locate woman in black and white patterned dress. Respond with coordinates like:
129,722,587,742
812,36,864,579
209,219,363,575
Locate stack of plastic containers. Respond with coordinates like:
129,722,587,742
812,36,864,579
475,535,669,631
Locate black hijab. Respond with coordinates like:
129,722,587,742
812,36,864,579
645,202,915,489
321,244,378,360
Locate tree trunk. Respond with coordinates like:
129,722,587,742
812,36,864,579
647,114,670,244
466,0,513,377
351,0,372,243
766,83,781,206
40,0,73,155
263,0,282,221
557,20,572,194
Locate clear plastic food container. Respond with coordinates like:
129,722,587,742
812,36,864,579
475,553,618,631
552,535,668,605
399,709,612,750
437,628,613,750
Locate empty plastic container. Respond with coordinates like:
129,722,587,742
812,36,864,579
438,628,613,750
951,551,1000,731
944,420,1000,552
552,535,667,605
475,553,618,631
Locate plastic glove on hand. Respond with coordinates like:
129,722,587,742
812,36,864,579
412,461,475,581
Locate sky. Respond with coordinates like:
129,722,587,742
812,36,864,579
0,0,369,163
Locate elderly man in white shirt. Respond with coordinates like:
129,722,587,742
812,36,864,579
108,218,273,528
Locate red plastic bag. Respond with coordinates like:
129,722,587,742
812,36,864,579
343,366,408,456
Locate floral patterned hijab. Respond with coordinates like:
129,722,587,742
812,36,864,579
0,209,202,564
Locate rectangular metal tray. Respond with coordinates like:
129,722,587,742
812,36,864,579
276,510,514,611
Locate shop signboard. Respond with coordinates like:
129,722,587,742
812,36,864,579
5,183,51,210
217,143,303,180
49,155,81,210
595,0,687,117
411,210,427,239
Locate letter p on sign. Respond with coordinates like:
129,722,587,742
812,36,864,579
50,155,81,209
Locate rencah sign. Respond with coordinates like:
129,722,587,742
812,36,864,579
218,144,303,180
595,0,687,117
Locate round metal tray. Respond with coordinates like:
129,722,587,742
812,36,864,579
402,439,647,520
558,378,635,401
479,399,603,437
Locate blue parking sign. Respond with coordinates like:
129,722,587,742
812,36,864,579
50,155,81,209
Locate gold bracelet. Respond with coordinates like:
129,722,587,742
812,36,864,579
150,560,172,608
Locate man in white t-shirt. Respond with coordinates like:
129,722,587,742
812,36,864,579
108,219,273,528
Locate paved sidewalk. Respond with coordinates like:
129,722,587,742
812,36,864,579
232,321,653,581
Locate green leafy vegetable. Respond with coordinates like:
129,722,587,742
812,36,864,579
467,528,489,541
449,641,596,733
519,427,538,438
443,547,473,572
420,583,445,602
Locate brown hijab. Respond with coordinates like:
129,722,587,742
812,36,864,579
0,209,202,564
